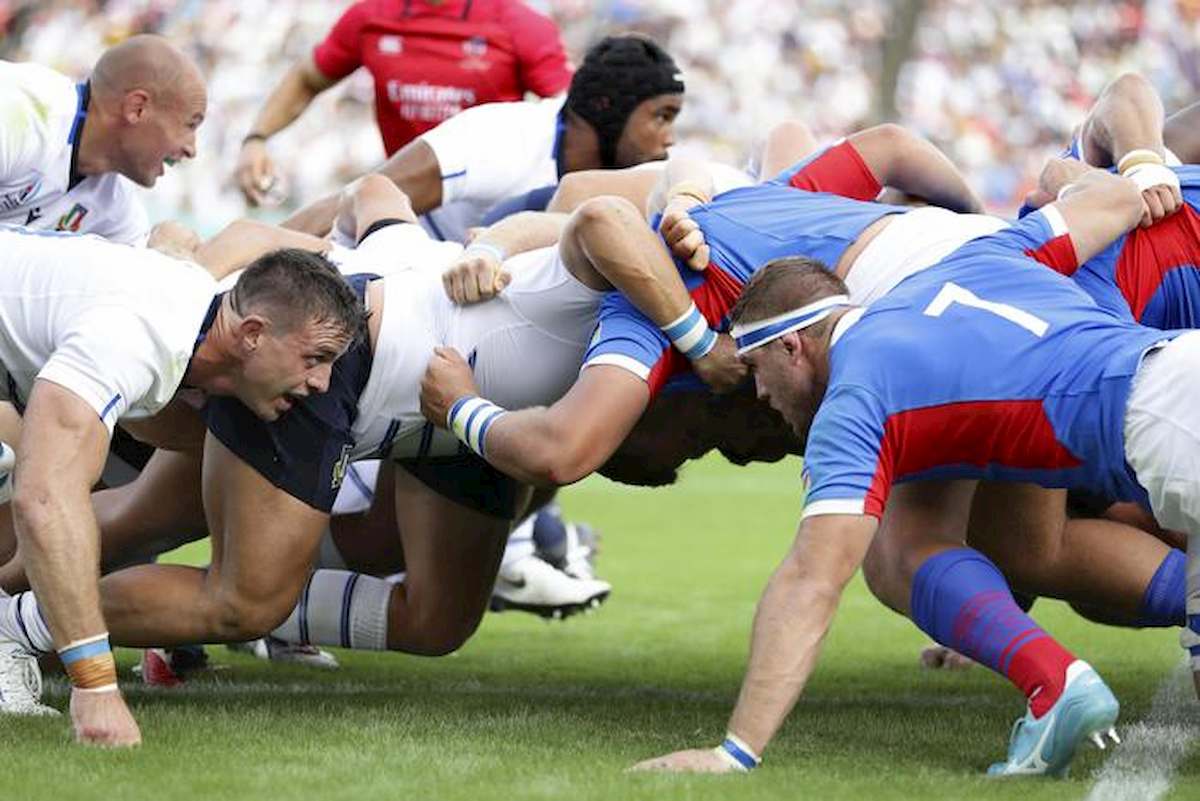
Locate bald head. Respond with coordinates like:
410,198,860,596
92,35,203,104
84,35,207,186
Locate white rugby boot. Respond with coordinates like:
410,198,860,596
0,639,59,716
491,554,611,620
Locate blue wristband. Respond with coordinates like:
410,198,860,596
715,733,761,771
662,303,718,360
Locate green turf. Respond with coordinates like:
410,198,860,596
1,455,1194,799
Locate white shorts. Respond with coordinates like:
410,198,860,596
331,460,381,516
846,207,1009,306
1123,330,1200,655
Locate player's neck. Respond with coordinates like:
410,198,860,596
74,107,117,177
184,304,241,395
559,112,605,173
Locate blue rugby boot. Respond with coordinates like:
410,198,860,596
987,660,1120,778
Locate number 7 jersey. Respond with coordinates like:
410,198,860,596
802,209,1179,521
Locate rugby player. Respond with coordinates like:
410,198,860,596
0,35,206,244
0,176,633,696
0,233,364,748
283,34,686,243
420,126,1194,676
633,167,1193,777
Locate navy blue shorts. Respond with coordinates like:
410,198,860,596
203,273,375,513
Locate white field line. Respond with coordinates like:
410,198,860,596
1085,660,1196,801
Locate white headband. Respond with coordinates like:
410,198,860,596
731,295,850,355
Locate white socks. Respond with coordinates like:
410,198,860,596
0,591,53,653
272,570,392,651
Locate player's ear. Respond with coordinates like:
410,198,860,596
236,315,267,353
122,89,152,124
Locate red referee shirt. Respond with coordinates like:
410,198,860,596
313,0,573,155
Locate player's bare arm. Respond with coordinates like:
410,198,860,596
282,138,443,237
546,168,661,216
1049,166,1144,264
15,379,140,746
1165,99,1200,163
848,124,983,214
237,55,337,206
759,120,820,178
197,220,330,279
567,193,745,392
421,354,649,486
443,211,570,304
633,513,877,772
1077,73,1182,226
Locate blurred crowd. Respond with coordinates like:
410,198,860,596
3,0,1199,230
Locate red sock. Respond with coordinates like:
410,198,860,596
1006,636,1076,718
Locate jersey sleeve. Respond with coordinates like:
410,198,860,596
499,0,573,97
312,2,370,80
97,184,151,246
771,139,882,201
581,291,683,398
970,206,1079,274
36,309,164,433
801,385,890,520
420,101,553,206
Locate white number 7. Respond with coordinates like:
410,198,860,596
923,282,1049,337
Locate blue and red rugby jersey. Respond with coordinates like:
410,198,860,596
801,209,1178,521
1030,165,1200,329
582,140,910,397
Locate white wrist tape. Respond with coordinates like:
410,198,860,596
1123,161,1180,195
465,242,507,263
447,395,507,458
1117,148,1164,173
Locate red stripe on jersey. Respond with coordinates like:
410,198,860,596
788,141,882,200
1025,234,1079,277
1115,203,1200,321
645,263,745,398
864,400,1082,518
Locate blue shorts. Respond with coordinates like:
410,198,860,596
203,273,376,513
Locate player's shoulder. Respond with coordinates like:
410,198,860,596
0,61,74,138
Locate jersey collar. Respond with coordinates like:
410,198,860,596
830,307,866,347
67,81,90,191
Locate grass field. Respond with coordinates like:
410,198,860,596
1,455,1195,800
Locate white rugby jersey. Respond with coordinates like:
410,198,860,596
419,96,565,243
347,226,602,462
0,61,149,245
0,227,216,432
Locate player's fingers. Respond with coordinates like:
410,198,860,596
689,243,710,271
464,268,482,304
450,270,468,305
494,269,512,293
1155,185,1181,216
1142,189,1161,224
665,217,698,248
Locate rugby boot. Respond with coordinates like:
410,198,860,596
0,639,58,716
491,554,611,619
987,660,1119,777
227,636,339,670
